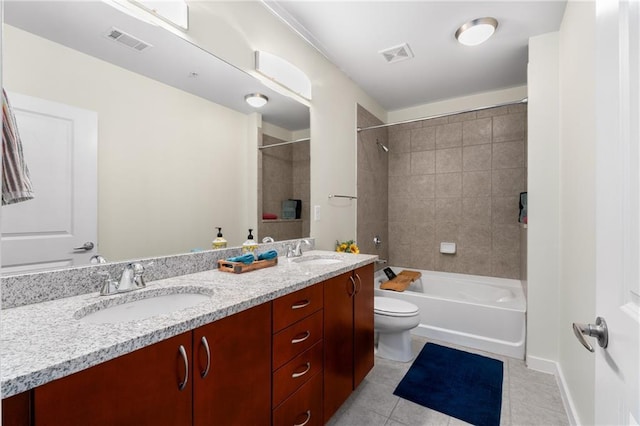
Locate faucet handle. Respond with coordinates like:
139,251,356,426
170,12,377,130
131,261,153,288
286,244,295,258
94,271,118,295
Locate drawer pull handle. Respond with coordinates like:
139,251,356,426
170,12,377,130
292,299,310,310
291,362,311,379
291,330,311,344
294,410,311,426
200,336,211,378
355,273,362,294
178,345,189,391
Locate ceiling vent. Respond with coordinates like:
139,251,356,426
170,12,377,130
104,27,152,52
379,43,414,64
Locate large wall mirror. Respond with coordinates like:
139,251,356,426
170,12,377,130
1,1,310,274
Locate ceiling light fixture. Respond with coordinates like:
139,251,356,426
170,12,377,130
455,17,498,46
244,93,269,108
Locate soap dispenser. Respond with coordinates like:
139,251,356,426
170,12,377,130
242,229,258,257
212,227,227,249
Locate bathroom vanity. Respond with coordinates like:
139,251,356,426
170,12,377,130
1,249,376,425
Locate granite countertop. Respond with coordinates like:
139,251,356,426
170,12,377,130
1,250,376,398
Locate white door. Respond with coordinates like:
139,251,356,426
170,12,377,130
592,0,640,424
1,92,98,274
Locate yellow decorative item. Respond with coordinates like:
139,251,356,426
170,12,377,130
336,239,359,254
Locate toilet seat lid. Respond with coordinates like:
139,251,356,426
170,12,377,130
374,296,419,316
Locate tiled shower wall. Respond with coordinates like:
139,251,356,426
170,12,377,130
386,104,527,279
258,133,310,241
357,105,388,265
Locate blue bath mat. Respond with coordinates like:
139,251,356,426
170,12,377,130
393,343,503,426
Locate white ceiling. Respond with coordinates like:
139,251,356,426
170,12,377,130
4,1,310,131
266,1,567,111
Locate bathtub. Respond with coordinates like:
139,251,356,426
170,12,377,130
374,268,526,359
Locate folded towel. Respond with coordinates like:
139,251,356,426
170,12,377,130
380,270,422,292
226,253,255,264
257,250,278,261
263,213,278,220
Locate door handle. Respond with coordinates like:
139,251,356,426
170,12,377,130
73,241,95,251
572,316,608,352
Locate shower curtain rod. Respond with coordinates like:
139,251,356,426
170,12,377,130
258,137,310,150
357,98,528,133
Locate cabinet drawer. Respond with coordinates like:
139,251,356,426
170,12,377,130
273,340,323,407
273,283,323,333
273,372,322,426
273,310,322,370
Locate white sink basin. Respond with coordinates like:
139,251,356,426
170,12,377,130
77,292,212,324
293,255,343,266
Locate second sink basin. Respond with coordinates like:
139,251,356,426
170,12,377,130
76,289,212,324
292,255,343,266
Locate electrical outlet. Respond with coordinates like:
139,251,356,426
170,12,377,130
314,205,321,221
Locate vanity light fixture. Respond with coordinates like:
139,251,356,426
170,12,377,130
455,17,498,46
244,93,269,108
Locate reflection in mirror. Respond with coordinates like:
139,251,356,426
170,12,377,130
1,1,310,274
258,127,310,242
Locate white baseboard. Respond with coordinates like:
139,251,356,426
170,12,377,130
526,355,580,425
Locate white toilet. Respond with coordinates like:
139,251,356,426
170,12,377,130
374,296,420,362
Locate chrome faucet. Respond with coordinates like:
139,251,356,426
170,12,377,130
262,236,275,243
97,262,152,296
292,239,311,257
117,263,138,292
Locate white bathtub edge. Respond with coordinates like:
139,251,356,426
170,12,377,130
527,355,580,426
412,322,526,359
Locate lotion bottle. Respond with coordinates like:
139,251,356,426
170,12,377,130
242,229,258,257
212,227,227,249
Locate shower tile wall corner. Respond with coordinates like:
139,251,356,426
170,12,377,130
357,105,389,266
386,105,527,279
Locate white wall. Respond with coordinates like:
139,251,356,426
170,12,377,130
3,25,252,260
527,32,561,366
527,2,597,424
388,85,527,123
185,2,387,250
558,2,597,424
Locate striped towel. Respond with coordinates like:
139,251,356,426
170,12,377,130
2,89,34,205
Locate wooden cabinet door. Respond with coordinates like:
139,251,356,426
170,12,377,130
2,391,32,426
193,303,272,426
34,332,193,426
353,264,375,388
323,271,354,422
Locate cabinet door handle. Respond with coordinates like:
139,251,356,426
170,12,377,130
178,345,189,391
292,299,310,310
291,330,311,344
294,410,311,426
355,273,362,294
348,276,356,297
291,362,311,379
200,336,211,378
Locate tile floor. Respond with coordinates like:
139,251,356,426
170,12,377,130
327,336,570,426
